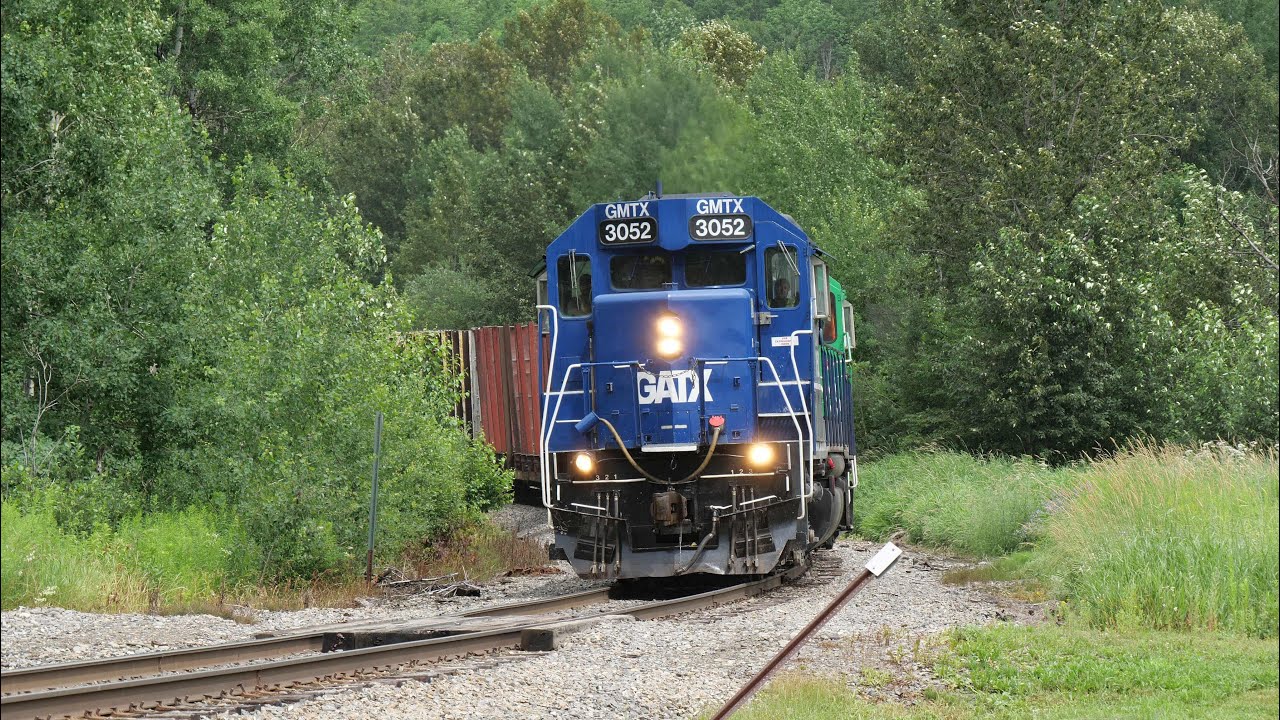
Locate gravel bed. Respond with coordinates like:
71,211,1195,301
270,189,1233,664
0,504,596,671
2,505,1039,719
209,540,1035,720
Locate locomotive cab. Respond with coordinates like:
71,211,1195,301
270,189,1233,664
538,194,857,578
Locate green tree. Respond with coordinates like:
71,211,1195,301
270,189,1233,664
2,0,217,495
675,19,767,88
409,36,515,150
879,0,1279,452
502,0,622,94
164,170,509,576
761,0,845,79
158,0,358,167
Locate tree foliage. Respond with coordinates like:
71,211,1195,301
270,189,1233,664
3,0,1277,585
2,0,508,579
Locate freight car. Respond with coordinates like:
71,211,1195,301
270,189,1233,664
533,193,859,579
434,325,544,493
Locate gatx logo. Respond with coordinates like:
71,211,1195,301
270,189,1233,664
637,369,714,405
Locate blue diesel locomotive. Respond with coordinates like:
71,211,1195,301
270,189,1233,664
536,193,858,578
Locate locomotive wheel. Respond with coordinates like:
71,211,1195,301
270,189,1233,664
817,479,844,550
838,475,854,531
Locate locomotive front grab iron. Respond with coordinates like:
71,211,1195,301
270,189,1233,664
537,193,858,578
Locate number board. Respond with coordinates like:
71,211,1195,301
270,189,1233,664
598,217,658,245
689,214,753,241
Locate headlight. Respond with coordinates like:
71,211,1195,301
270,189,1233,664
655,314,683,358
748,443,775,467
573,452,594,474
656,337,683,358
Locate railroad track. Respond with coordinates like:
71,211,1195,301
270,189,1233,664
2,570,804,719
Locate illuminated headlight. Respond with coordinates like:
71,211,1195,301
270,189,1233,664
748,443,775,467
656,314,682,338
656,337,683,358
655,314,683,358
573,452,594,474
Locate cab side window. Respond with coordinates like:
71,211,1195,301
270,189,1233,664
557,254,592,317
765,247,800,309
822,292,839,343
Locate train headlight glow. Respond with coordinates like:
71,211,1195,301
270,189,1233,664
573,452,595,474
748,443,775,467
655,314,683,358
656,314,682,338
656,337,683,358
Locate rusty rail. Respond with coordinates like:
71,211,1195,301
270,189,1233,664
711,543,903,720
0,587,612,699
2,571,800,719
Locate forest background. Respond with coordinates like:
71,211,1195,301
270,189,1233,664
1,0,1276,590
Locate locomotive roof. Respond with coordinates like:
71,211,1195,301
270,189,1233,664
543,194,821,261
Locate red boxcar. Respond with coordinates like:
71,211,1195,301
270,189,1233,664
434,324,543,487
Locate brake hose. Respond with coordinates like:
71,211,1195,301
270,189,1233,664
674,513,720,575
594,416,722,485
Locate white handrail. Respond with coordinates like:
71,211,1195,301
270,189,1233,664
536,304,560,509
756,357,805,499
788,329,815,518
542,361,584,509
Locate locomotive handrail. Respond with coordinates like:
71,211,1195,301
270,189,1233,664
541,356,805,502
543,361,583,507
789,329,816,519
753,356,806,498
542,358,645,507
536,304,560,509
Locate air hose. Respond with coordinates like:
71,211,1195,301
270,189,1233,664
594,415,723,486
589,415,725,575
674,514,720,575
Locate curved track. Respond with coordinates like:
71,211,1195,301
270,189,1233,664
2,569,804,719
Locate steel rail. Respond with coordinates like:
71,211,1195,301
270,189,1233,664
2,574,795,719
1,587,613,697
0,634,326,696
459,586,612,618
2,624,530,720
711,543,903,720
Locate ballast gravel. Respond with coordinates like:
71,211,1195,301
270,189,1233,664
1,504,1042,719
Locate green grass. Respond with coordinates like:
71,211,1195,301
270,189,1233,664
724,625,1279,720
856,447,1279,637
1,499,550,615
1037,448,1279,637
855,451,1065,557
1,502,246,611
1,502,151,611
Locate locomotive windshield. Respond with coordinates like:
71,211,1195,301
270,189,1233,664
557,254,593,317
611,253,671,290
685,250,746,287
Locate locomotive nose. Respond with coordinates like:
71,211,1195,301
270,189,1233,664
590,288,756,451
593,288,754,365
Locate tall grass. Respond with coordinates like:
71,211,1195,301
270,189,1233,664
855,452,1063,556
1037,447,1278,637
856,446,1280,637
1,500,550,614
1,503,151,611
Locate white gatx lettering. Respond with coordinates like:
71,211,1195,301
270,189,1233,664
694,198,745,215
636,369,715,405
